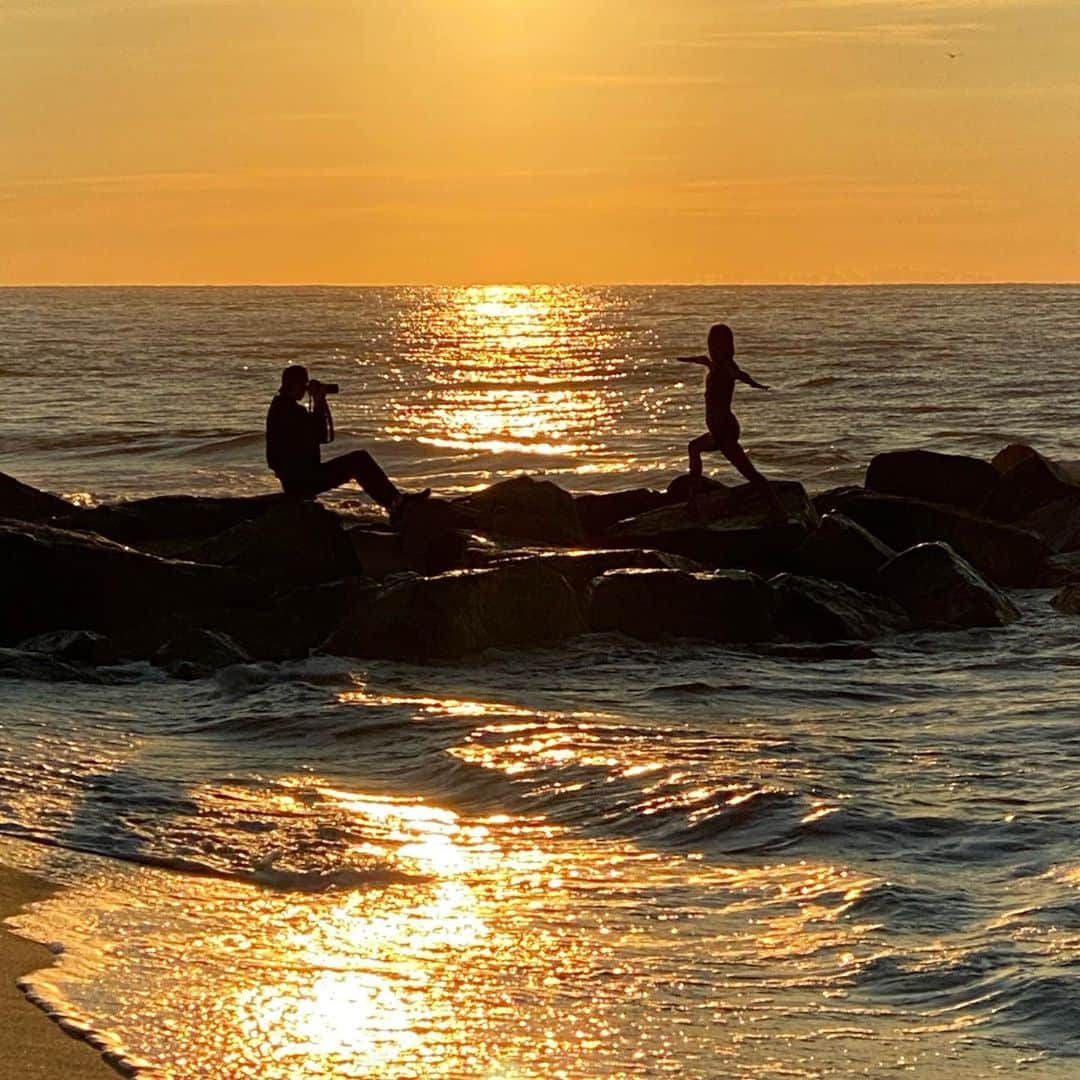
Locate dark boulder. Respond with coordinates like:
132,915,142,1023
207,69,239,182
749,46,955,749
397,498,470,574
865,449,999,513
60,493,289,548
1014,494,1080,553
0,647,100,683
17,629,121,667
812,485,864,517
822,490,1050,587
770,573,910,642
181,500,360,585
0,472,75,523
217,578,379,661
492,548,703,606
153,628,253,679
324,562,585,661
0,519,250,644
988,445,1080,522
666,474,729,501
1050,585,1080,616
605,481,818,572
587,568,777,643
878,542,1020,629
576,489,674,537
793,512,896,590
450,476,585,546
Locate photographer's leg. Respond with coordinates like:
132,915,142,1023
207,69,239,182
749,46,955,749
318,451,400,508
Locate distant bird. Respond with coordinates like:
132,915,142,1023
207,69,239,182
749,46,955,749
946,52,962,59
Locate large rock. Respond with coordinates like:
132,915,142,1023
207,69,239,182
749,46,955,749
153,628,253,679
575,489,674,537
17,629,121,666
0,647,100,683
60,493,289,548
587,568,777,643
397,498,470,574
324,563,584,660
1014,494,1080,553
0,472,75,523
181,500,360,585
492,548,702,606
878,542,1020,629
866,450,999,513
988,445,1080,522
771,574,910,642
793,512,896,590
194,578,380,660
604,481,818,572
0,519,250,644
450,476,585,546
822,490,1050,587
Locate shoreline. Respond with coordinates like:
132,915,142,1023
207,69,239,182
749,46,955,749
0,862,124,1079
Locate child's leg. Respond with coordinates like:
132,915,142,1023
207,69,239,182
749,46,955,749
719,439,783,511
688,433,716,478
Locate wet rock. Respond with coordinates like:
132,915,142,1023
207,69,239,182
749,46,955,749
325,562,584,661
878,542,1020,629
587,568,777,643
988,445,1080,522
450,476,585,546
0,647,100,682
0,519,250,644
793,512,896,590
1050,584,1080,615
492,548,703,606
770,573,910,642
181,500,360,585
1014,494,1080,554
665,474,729,501
865,449,999,513
397,498,470,574
812,485,865,516
0,472,75,523
218,578,379,661
61,493,289,548
605,481,817,572
153,628,253,679
16,629,121,666
822,490,1050,587
575,489,674,537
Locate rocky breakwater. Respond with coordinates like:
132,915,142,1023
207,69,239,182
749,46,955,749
2,442,1077,677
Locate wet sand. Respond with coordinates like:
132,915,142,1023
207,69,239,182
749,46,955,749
0,863,120,1079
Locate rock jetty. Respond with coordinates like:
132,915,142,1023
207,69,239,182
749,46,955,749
2,443,1078,676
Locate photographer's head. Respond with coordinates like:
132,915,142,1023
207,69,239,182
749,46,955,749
280,364,309,401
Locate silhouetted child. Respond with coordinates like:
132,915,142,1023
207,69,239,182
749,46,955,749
676,324,781,511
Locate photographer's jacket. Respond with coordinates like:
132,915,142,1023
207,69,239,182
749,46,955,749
265,395,321,486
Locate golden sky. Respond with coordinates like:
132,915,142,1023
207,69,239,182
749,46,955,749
2,0,1078,284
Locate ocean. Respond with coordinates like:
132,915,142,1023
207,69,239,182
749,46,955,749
1,284,1079,1078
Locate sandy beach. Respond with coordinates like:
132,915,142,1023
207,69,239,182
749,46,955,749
0,863,119,1079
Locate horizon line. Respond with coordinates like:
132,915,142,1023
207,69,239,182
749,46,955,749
2,279,1079,289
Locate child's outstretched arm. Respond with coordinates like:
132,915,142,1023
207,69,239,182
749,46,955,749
735,365,770,390
676,354,710,365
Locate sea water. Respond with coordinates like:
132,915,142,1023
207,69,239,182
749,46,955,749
1,285,1079,1078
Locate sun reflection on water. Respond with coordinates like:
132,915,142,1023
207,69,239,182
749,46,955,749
386,285,626,458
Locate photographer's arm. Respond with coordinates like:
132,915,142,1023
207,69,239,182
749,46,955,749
310,391,334,444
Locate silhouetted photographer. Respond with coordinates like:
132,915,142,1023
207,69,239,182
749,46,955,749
266,364,429,523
